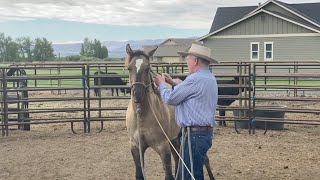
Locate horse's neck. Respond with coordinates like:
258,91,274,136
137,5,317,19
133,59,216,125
130,91,160,111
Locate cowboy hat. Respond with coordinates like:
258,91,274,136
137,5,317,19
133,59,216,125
177,43,218,63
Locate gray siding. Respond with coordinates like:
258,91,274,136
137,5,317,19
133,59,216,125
216,12,313,36
203,36,320,62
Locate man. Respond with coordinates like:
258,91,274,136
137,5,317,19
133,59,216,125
155,43,218,180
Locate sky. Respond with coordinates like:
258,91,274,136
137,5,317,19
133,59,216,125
0,0,318,43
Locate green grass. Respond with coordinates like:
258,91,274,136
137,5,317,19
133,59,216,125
256,79,320,86
3,64,320,88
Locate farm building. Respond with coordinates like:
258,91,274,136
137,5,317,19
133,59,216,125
198,0,320,62
144,38,195,63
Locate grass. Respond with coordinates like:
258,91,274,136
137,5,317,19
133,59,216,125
256,79,320,86
2,63,320,88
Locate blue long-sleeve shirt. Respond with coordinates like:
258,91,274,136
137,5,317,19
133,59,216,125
159,67,218,128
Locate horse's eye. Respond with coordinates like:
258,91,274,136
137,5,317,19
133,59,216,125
145,67,150,71
127,67,131,71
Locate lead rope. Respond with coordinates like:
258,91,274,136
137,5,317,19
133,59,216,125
187,127,194,177
147,97,195,180
136,104,147,180
149,69,195,180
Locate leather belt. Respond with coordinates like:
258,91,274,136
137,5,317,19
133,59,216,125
184,126,213,132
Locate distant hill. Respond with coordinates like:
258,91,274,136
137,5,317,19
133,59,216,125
52,43,82,57
53,39,165,58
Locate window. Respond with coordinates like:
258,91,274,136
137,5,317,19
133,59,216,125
264,42,273,61
250,42,259,61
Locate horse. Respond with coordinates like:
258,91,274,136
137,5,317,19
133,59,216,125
125,44,215,180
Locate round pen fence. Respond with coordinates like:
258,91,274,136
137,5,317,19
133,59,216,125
1,62,320,136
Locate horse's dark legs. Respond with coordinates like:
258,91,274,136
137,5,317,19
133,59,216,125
116,88,119,96
169,137,180,175
204,155,215,180
155,143,175,180
94,88,98,96
219,110,227,126
131,145,147,180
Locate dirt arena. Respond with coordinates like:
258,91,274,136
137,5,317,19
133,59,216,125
1,91,320,180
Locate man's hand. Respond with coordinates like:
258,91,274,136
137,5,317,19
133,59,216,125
163,73,177,86
155,74,165,86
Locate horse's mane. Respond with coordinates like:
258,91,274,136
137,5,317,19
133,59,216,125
125,50,150,67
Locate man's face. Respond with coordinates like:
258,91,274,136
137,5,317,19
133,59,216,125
186,55,197,73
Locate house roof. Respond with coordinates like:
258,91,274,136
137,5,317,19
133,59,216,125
143,45,158,53
288,2,320,24
204,0,320,39
151,38,195,57
209,6,257,33
153,45,190,57
160,38,195,46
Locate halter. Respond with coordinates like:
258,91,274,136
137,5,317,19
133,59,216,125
131,68,160,103
128,49,160,103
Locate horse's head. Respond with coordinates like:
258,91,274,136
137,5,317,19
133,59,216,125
125,44,157,103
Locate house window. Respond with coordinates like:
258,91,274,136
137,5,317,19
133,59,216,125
264,42,273,61
250,42,259,61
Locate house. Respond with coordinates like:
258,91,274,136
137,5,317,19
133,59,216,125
197,0,320,62
144,38,195,63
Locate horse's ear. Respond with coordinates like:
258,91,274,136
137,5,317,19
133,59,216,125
126,44,133,55
148,46,158,57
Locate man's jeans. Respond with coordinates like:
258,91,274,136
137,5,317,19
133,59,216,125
177,130,213,180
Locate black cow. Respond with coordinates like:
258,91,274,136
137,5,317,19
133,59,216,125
217,77,252,126
93,71,130,96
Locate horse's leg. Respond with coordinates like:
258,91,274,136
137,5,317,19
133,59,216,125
204,155,215,180
131,144,147,180
170,137,180,175
155,143,175,180
111,88,114,96
116,88,119,96
94,88,98,96
219,110,227,126
222,110,227,126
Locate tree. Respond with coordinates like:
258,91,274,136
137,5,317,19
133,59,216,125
0,34,19,62
33,37,55,61
80,37,108,59
80,37,94,57
101,45,108,59
7,41,19,62
0,33,5,62
16,37,33,62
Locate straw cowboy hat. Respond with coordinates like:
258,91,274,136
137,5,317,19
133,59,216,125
178,43,218,63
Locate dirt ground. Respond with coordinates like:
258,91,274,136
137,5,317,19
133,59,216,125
1,91,320,180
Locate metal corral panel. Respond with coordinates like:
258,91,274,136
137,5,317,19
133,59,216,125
215,12,313,36
204,36,320,62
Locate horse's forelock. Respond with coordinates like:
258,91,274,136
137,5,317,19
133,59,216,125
126,50,150,65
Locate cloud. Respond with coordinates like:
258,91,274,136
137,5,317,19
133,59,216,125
0,0,319,29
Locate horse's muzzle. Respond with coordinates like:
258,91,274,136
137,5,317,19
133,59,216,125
132,83,147,103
